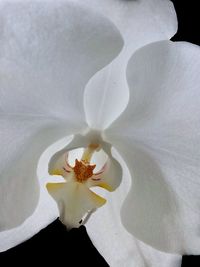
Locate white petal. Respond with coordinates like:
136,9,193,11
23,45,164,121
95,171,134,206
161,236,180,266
105,41,200,253
0,135,73,251
46,181,106,229
0,0,123,238
84,0,177,129
0,184,58,252
75,0,177,47
86,151,181,267
0,0,123,124
0,116,69,231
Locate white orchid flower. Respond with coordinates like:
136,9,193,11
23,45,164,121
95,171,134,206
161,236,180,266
0,0,198,266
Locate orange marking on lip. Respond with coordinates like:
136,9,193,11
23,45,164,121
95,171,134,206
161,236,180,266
73,159,96,182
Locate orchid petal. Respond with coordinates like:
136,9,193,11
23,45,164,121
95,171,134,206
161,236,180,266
0,117,68,230
0,0,123,232
84,0,177,129
0,182,58,252
105,41,200,253
0,135,74,251
75,0,177,47
86,151,181,267
0,0,123,123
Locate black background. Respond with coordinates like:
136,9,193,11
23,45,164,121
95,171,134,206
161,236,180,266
0,1,200,266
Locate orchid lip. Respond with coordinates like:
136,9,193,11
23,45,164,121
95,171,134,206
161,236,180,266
46,138,120,228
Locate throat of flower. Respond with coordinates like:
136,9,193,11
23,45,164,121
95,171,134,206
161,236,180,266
73,159,96,182
73,144,100,183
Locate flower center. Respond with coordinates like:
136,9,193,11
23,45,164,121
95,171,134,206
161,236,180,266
60,143,101,183
73,143,100,182
73,159,96,182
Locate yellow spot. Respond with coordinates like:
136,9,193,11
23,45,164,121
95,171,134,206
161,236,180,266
50,169,63,176
46,182,65,192
89,143,100,150
91,190,107,207
98,182,114,192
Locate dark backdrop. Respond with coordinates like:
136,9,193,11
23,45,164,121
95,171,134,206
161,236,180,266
0,1,200,266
